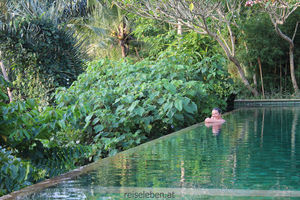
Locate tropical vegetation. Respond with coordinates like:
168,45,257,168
0,0,299,196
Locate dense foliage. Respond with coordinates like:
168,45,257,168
0,8,85,103
0,74,92,194
235,9,300,98
131,16,220,61
54,55,233,158
0,146,29,196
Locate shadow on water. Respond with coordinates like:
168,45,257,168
2,107,300,199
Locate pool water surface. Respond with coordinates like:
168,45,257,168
13,107,300,199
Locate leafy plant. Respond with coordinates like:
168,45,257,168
55,55,233,159
0,75,10,104
0,146,31,196
0,98,61,149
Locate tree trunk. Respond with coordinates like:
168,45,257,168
118,21,130,58
289,43,299,95
119,40,126,58
253,73,257,92
134,47,141,60
177,21,182,35
280,60,282,95
272,21,299,95
257,57,264,98
285,60,288,92
211,33,259,96
229,56,259,96
0,60,13,102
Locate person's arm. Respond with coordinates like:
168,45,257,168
205,118,225,123
205,117,212,123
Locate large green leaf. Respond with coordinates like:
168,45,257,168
174,99,183,111
184,102,197,114
128,100,139,113
94,125,104,133
135,106,145,117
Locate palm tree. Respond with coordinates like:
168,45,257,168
111,16,133,58
0,0,86,103
64,0,134,59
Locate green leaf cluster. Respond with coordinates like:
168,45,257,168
0,146,31,196
0,99,61,148
54,55,233,158
0,88,94,195
0,75,11,104
131,17,219,62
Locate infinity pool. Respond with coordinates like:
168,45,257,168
10,107,300,199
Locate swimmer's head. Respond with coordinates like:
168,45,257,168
211,108,222,119
212,108,222,114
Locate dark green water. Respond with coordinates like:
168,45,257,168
18,107,300,199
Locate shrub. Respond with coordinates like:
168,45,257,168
0,146,31,196
0,98,62,148
55,55,233,159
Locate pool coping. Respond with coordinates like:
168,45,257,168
234,99,300,108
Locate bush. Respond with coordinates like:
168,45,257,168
55,55,233,159
132,18,219,62
0,90,93,196
0,146,31,196
0,98,62,149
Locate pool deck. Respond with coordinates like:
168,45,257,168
234,99,300,108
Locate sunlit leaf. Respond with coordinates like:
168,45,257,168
189,3,194,11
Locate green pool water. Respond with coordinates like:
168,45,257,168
16,107,300,199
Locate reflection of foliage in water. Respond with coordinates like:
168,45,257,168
0,144,92,196
76,108,300,193
26,145,93,180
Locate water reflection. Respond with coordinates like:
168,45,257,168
291,109,298,169
8,107,300,199
204,122,224,135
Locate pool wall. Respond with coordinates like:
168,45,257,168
234,99,300,108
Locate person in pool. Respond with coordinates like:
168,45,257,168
205,108,225,123
205,108,225,135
